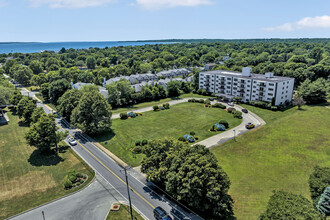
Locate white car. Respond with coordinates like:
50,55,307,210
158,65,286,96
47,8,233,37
68,137,77,146
228,102,234,106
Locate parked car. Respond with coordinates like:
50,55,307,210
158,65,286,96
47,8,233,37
245,122,255,129
153,207,172,220
242,109,248,113
68,137,77,146
228,102,234,106
208,98,214,101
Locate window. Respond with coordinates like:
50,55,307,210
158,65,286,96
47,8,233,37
268,93,273,96
247,89,250,92
269,83,274,86
234,78,238,81
269,88,274,91
253,86,256,88
227,77,231,80
286,86,288,88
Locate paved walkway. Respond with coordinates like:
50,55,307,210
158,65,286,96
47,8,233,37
10,175,125,220
112,98,193,119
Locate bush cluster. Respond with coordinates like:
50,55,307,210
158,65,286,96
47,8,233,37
188,98,206,103
127,112,136,118
178,132,198,142
249,101,279,111
120,112,128,120
64,169,85,189
227,107,236,113
163,103,170,109
213,103,226,109
135,139,148,146
233,110,243,118
219,120,229,128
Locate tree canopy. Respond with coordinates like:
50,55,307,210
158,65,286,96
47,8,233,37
135,138,234,219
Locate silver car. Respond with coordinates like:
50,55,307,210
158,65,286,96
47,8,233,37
68,137,77,146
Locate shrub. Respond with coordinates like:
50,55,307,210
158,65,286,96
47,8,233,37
205,104,209,107
136,112,143,116
153,105,159,111
163,103,170,109
219,120,229,128
194,136,199,140
227,107,236,113
204,99,211,105
214,103,226,109
135,140,141,146
233,110,242,118
198,99,205,103
141,139,148,146
271,106,278,111
183,134,195,143
64,179,73,189
160,106,165,110
178,137,185,142
127,112,136,118
120,112,128,120
210,124,216,131
215,123,226,131
190,131,196,135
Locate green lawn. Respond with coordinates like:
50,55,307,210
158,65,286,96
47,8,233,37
0,110,94,219
110,93,212,114
95,102,241,167
106,204,144,220
211,104,330,220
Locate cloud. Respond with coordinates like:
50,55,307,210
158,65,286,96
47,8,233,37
264,15,330,32
135,0,214,10
29,0,116,8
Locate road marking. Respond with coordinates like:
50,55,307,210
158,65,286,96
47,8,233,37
57,122,156,210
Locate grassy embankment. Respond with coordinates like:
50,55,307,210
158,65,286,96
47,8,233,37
0,110,94,219
211,103,330,220
95,102,241,167
106,204,144,220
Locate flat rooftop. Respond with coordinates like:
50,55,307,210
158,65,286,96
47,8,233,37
201,70,294,83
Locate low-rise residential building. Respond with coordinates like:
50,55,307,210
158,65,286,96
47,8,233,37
199,67,294,106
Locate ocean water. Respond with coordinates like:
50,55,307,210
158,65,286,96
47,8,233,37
0,41,174,54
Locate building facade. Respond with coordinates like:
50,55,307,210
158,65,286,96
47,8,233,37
199,67,294,106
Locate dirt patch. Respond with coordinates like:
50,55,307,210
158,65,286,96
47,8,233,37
0,170,57,201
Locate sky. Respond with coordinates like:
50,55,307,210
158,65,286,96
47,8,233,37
0,0,330,42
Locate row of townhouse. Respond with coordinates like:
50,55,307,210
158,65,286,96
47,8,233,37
199,67,295,106
105,68,191,86
131,76,193,92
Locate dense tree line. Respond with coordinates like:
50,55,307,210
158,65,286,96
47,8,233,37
135,138,234,219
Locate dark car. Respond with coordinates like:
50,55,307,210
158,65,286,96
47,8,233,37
208,98,214,101
242,109,248,113
153,207,172,220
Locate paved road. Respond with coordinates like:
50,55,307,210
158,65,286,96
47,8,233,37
18,87,202,220
195,102,266,148
10,175,124,220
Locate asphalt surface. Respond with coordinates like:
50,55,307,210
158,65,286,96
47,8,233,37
195,102,266,148
10,175,124,220
18,87,202,220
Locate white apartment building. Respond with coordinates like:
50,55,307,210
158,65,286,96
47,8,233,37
199,67,295,106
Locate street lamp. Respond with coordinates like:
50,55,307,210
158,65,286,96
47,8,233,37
233,129,236,141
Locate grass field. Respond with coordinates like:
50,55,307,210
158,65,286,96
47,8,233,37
0,110,95,219
95,102,241,167
110,93,212,114
106,204,144,220
211,103,330,220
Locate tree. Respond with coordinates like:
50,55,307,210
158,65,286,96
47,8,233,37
167,81,181,97
86,56,96,69
71,90,112,135
49,79,71,104
22,100,37,124
106,79,133,107
292,96,306,110
12,66,33,85
57,89,82,121
4,59,17,74
135,139,234,219
259,191,322,220
31,107,45,124
309,166,330,205
17,97,30,118
40,83,50,101
25,114,58,154
297,78,329,104
0,86,14,106
317,187,330,216
29,60,44,75
308,47,323,63
9,90,23,106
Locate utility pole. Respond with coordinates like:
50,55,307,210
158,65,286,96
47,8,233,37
123,167,133,220
233,129,236,141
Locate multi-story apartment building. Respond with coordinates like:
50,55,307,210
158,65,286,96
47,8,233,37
199,67,295,106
